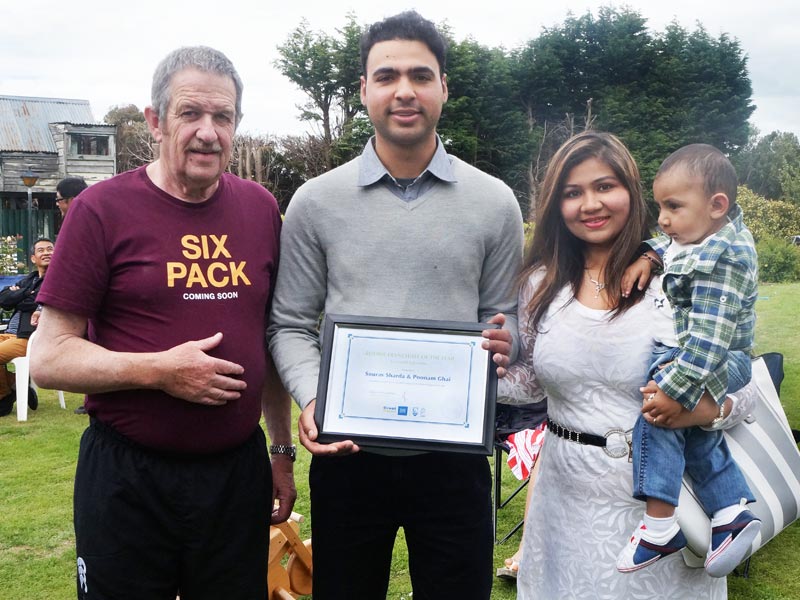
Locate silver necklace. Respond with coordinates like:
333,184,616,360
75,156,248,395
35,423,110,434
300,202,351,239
585,269,605,298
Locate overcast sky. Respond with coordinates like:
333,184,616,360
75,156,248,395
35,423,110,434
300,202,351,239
2,0,798,140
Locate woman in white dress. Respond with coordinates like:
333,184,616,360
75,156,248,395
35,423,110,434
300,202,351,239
501,132,728,599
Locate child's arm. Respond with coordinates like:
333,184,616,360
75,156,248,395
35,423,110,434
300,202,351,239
654,262,757,411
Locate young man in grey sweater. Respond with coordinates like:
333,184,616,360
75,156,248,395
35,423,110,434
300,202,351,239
268,11,523,599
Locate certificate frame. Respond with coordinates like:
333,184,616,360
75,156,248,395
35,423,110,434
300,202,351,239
314,314,498,455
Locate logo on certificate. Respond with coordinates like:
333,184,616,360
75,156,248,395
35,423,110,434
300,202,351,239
398,406,408,416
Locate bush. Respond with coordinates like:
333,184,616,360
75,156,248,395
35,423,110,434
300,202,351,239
756,236,800,282
739,186,800,242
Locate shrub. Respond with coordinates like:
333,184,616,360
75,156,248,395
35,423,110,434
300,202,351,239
739,186,800,242
0,235,24,275
756,236,800,282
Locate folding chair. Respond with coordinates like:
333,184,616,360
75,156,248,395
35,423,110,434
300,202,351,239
493,402,546,544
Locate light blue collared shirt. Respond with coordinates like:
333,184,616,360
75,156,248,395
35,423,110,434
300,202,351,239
357,136,457,201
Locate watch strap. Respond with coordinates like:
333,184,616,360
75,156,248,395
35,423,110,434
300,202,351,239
269,443,297,462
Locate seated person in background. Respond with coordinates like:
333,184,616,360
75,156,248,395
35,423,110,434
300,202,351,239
0,238,53,416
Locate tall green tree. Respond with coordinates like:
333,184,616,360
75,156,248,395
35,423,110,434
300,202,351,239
275,8,756,216
275,14,365,169
441,38,533,212
511,8,753,192
733,130,800,203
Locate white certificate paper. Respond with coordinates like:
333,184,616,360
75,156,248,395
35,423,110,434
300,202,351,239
320,323,491,446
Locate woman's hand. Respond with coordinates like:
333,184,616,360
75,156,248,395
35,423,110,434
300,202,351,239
641,381,720,429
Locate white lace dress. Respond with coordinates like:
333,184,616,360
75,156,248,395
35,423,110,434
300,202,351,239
501,272,726,600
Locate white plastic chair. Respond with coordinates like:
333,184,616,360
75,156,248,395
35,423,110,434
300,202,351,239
11,331,65,421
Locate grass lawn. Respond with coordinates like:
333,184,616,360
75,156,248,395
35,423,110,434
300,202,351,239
1,282,798,599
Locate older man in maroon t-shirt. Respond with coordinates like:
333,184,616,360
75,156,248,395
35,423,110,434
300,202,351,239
32,46,295,600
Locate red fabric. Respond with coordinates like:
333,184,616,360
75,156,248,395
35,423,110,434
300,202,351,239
506,421,547,480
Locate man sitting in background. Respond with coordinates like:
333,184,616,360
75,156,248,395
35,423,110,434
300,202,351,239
0,238,53,416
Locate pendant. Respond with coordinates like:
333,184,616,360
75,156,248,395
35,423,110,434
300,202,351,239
585,270,605,299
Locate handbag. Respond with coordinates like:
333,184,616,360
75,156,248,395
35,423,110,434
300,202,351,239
678,355,800,566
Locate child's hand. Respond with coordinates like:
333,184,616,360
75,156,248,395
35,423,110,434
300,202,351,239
622,251,661,297
622,260,650,297
640,382,684,427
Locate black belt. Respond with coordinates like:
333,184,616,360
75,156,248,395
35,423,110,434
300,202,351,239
547,418,632,460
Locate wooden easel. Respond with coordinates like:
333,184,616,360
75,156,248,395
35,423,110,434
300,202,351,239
267,511,313,600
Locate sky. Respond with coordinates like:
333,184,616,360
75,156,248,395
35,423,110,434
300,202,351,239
2,0,798,140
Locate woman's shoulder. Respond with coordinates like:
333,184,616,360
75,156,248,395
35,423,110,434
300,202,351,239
520,266,547,288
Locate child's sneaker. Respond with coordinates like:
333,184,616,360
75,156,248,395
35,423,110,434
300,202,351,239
617,520,687,572
704,509,761,577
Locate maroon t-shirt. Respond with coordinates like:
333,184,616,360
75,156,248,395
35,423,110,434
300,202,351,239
38,167,282,453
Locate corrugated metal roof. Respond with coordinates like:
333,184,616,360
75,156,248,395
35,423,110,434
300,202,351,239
0,95,100,152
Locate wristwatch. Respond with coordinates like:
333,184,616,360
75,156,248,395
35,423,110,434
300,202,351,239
709,401,727,429
269,444,297,462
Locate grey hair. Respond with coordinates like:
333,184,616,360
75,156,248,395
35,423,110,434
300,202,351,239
151,46,244,127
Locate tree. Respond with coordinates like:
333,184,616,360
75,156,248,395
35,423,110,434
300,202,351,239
511,8,754,192
275,14,365,169
275,8,756,218
733,130,800,203
441,37,533,213
104,104,155,174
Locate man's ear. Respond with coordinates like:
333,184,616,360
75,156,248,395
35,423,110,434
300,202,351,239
441,73,448,103
359,75,367,106
709,192,730,219
143,106,164,143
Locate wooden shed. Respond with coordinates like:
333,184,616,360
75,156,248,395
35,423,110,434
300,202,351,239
0,95,116,258
0,95,116,194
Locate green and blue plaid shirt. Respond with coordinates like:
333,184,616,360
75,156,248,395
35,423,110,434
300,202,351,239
647,204,758,411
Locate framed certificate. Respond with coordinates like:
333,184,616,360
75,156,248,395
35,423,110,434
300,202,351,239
314,314,499,454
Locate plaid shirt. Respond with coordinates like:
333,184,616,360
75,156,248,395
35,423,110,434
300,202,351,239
647,204,758,410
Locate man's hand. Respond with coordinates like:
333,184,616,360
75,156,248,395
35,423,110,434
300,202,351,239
270,455,297,524
640,381,685,427
156,332,246,405
482,313,513,378
297,400,359,456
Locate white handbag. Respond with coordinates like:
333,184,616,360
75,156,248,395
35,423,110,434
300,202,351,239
678,356,800,567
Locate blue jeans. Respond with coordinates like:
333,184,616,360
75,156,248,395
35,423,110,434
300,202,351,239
632,346,755,514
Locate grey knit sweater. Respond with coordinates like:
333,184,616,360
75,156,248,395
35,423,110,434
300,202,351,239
267,154,524,409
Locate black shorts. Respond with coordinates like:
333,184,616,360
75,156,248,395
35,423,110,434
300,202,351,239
74,418,272,600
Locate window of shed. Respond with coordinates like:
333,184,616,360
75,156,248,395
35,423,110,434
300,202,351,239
69,135,109,156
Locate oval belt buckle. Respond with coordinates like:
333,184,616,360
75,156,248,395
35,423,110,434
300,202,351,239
603,427,629,459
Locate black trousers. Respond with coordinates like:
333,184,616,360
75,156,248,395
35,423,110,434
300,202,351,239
74,419,272,600
309,450,493,600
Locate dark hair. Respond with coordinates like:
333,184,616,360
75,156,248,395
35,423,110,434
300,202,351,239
360,10,447,76
656,143,738,208
151,46,243,127
56,177,87,199
31,237,54,256
522,131,649,332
